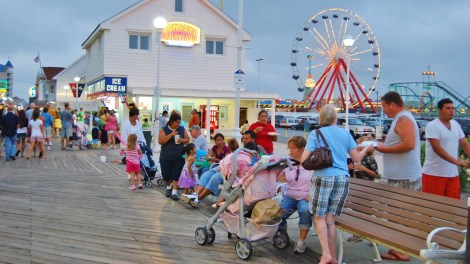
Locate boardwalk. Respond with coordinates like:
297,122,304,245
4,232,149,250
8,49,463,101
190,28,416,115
0,139,438,264
0,141,324,264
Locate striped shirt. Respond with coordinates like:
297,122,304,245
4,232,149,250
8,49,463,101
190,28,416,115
125,145,141,165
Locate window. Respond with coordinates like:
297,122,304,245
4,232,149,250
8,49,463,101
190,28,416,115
129,34,150,50
206,40,224,55
175,0,183,12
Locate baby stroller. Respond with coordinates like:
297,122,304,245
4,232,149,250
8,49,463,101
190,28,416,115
194,148,296,260
139,143,163,188
70,122,87,150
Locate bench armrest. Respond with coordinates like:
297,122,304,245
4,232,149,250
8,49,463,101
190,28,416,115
420,227,466,261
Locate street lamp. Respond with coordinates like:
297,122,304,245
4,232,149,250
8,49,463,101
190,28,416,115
74,76,80,109
256,58,263,91
343,35,355,131
153,16,167,121
63,85,69,102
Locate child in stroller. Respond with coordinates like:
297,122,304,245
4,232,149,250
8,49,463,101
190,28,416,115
69,122,87,150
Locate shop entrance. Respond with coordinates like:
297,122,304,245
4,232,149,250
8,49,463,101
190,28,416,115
240,107,247,125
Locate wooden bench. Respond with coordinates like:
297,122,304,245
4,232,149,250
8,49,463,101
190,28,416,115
335,177,468,263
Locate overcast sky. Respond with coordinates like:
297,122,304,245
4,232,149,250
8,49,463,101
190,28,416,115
2,0,469,102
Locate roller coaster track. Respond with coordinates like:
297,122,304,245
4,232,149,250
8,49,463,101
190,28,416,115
434,82,470,109
390,82,470,109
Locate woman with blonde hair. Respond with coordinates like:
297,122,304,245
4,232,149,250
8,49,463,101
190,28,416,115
300,104,371,264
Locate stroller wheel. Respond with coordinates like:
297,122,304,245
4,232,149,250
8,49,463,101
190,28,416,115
207,227,216,244
195,227,208,245
157,179,164,186
273,231,290,249
235,238,253,260
145,180,152,188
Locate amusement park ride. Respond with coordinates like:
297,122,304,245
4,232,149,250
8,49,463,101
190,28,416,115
387,68,470,114
291,8,380,113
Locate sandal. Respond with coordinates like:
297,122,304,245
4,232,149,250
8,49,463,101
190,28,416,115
380,250,410,261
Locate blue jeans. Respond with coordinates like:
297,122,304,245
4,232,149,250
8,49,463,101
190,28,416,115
4,134,17,161
198,168,223,196
278,196,312,231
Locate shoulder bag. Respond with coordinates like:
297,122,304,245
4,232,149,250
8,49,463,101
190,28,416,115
302,129,333,170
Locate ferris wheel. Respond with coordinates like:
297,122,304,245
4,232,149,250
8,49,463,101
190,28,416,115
291,8,380,112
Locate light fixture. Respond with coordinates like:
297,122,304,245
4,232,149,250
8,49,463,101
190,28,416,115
153,16,167,29
74,76,80,82
343,35,355,47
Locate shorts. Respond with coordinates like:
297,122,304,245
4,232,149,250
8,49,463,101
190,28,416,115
16,133,26,139
30,135,44,142
309,175,349,217
107,130,115,134
126,162,141,173
386,178,421,191
61,127,72,138
44,127,52,138
160,158,185,182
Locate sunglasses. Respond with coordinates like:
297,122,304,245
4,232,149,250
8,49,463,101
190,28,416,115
295,167,300,181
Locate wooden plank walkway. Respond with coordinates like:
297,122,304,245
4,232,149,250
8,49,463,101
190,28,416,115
0,140,322,264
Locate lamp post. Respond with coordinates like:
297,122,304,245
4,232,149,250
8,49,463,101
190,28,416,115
63,85,69,102
343,35,355,131
233,0,244,140
153,16,167,152
74,76,80,109
153,16,167,122
256,58,263,91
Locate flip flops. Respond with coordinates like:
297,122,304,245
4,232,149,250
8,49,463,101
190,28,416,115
380,250,411,261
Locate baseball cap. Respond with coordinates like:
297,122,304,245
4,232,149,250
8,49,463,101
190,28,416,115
189,125,201,131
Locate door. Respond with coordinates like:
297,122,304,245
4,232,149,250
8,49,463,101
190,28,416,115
240,107,247,127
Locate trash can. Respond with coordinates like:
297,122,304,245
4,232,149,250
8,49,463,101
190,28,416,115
143,130,152,147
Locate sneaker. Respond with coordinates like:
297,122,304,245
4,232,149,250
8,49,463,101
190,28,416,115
165,189,172,197
294,239,307,254
46,146,51,151
129,185,136,190
170,194,179,201
138,184,142,189
180,194,191,204
65,147,73,151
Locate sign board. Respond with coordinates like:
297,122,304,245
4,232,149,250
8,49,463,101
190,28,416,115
77,83,85,98
234,70,246,89
0,80,7,98
86,77,127,99
28,86,36,98
161,22,201,47
104,77,127,93
69,83,77,98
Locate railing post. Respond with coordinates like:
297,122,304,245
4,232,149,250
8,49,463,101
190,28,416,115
466,197,470,263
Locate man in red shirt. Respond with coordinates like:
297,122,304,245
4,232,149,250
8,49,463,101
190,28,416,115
188,109,200,129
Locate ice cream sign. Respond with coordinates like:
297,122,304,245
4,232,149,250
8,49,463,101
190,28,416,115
105,77,127,92
161,22,200,47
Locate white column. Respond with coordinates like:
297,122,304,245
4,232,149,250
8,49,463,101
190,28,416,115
206,98,211,144
233,0,243,141
270,99,276,126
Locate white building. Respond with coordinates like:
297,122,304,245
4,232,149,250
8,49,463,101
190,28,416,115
56,0,278,138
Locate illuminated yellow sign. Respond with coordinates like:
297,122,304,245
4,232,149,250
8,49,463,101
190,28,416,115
161,22,200,47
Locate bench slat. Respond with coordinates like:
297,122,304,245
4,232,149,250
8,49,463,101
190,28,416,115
349,185,467,223
347,194,467,233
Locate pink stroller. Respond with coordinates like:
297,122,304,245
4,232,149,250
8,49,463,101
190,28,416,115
70,122,87,150
194,148,297,260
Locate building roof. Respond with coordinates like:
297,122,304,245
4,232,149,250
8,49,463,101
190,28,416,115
5,61,13,68
42,67,65,80
82,0,253,48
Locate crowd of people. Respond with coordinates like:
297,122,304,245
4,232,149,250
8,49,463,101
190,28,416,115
1,93,469,263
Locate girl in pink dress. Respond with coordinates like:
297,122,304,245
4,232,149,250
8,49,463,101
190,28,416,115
106,110,118,149
178,143,197,195
120,134,142,190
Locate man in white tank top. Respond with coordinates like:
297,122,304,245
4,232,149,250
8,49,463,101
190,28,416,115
374,91,421,261
422,98,470,199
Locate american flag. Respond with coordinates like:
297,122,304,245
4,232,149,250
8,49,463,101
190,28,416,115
33,55,40,63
